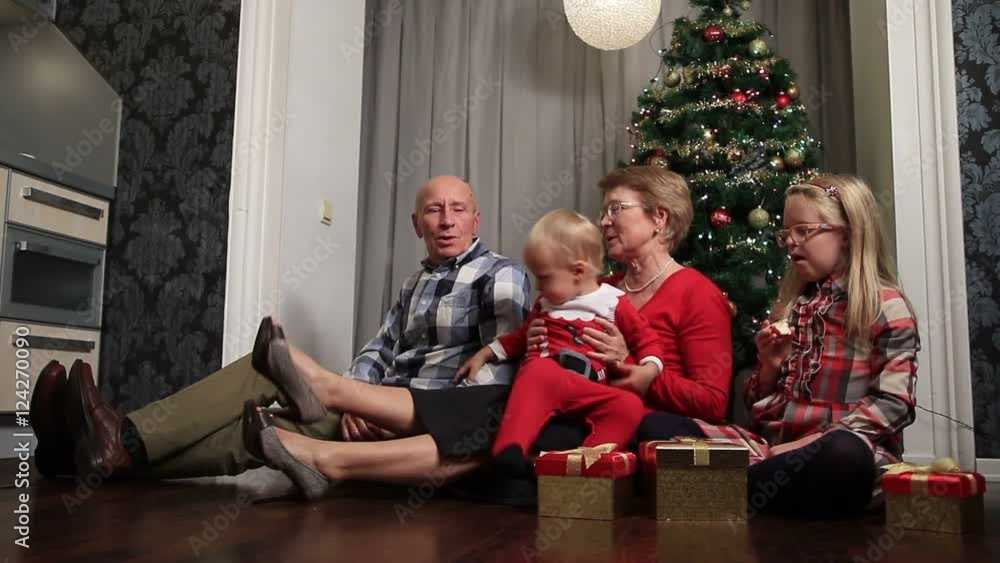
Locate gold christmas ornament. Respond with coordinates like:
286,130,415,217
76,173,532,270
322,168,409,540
784,147,805,168
749,38,769,58
664,69,682,87
768,155,786,171
786,83,800,100
748,207,770,229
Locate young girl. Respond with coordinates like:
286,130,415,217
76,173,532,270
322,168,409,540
637,175,920,520
456,209,663,472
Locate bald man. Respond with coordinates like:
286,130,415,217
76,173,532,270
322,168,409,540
40,176,532,482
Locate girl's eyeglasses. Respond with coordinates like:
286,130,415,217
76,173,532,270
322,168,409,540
775,223,841,248
598,201,650,222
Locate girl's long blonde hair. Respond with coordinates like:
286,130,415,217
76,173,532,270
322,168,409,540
772,175,899,341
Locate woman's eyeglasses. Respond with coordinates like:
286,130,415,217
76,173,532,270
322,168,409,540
775,223,841,248
598,201,649,222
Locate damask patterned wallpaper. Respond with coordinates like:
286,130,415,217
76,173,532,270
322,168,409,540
953,0,1000,458
55,1,241,410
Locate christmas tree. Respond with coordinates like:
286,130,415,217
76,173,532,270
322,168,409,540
625,0,822,368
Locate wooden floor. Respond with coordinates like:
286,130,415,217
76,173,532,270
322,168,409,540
1,460,998,563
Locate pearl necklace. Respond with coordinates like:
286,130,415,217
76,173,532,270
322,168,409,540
623,258,676,293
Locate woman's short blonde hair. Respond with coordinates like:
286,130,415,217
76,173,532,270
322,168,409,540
598,166,693,253
526,209,605,274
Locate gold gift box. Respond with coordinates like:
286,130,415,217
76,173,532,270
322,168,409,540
537,475,634,521
654,440,749,521
885,493,985,534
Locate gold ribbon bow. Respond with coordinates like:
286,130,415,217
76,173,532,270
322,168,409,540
540,443,624,476
676,437,712,466
882,457,980,496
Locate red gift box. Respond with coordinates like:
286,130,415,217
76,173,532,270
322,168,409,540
535,447,636,479
883,469,986,498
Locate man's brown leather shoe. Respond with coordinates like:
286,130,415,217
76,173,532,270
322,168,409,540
66,360,132,479
29,360,76,477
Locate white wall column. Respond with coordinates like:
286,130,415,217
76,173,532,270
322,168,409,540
883,0,978,472
224,0,366,371
223,0,293,365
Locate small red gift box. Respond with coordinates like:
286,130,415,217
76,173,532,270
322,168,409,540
535,449,636,478
883,460,987,534
883,470,986,498
534,445,636,520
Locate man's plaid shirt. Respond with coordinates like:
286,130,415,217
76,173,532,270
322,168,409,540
345,239,531,389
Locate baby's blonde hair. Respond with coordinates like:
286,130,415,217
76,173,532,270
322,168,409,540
773,175,901,341
525,209,605,275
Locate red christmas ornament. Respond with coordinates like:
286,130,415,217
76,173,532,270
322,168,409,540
730,91,748,104
710,209,733,228
704,26,725,43
645,150,666,165
776,94,793,109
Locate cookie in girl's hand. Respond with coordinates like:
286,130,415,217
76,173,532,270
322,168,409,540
769,319,792,337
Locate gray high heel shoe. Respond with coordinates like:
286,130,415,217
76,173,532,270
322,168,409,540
254,412,331,501
266,337,327,423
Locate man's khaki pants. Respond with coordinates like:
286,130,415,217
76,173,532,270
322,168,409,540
125,354,341,479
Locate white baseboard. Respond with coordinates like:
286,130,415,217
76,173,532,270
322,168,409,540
976,458,1000,483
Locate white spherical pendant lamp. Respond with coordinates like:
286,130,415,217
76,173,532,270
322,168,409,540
564,0,662,51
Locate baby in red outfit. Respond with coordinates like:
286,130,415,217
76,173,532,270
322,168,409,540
456,209,662,473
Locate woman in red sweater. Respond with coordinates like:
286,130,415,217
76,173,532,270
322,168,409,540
528,166,733,423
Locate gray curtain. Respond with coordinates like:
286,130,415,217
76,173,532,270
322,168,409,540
355,0,855,347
